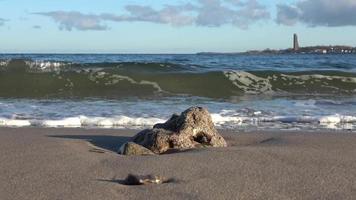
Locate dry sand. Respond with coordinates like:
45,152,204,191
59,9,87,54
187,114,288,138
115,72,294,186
0,127,356,200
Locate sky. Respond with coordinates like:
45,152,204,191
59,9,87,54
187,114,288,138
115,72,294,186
1,0,356,53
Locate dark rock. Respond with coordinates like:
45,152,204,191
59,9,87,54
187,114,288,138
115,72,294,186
119,142,155,156
130,107,227,154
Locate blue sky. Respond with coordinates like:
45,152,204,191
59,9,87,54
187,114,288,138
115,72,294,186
0,0,356,53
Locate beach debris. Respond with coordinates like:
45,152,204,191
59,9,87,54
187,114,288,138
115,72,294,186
123,174,169,185
119,142,155,156
120,107,227,154
89,148,106,154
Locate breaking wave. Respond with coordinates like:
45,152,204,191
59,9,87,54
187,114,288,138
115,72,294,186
0,113,355,130
0,59,355,99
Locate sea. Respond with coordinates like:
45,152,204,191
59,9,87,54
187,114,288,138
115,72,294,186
0,54,356,131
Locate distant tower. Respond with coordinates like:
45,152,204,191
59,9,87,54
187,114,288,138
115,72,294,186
293,33,300,51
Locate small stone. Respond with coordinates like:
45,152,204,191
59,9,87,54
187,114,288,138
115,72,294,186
123,174,167,185
119,142,155,156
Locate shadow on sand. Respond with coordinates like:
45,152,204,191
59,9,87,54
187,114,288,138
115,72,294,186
97,177,178,186
49,135,131,153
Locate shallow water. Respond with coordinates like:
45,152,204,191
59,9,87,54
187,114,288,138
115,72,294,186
0,54,355,131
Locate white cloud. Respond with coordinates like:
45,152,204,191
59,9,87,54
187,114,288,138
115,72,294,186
277,0,356,27
35,11,108,31
35,0,270,31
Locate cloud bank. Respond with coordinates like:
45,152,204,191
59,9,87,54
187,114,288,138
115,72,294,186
35,0,270,31
277,0,356,27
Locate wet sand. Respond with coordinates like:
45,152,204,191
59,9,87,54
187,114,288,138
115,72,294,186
0,127,356,200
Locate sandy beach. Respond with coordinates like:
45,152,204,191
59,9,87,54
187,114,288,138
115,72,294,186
0,127,355,200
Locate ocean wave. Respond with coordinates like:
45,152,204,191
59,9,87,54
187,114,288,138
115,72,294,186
0,59,191,73
0,59,355,98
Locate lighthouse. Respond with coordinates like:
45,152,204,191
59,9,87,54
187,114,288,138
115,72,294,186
293,34,299,51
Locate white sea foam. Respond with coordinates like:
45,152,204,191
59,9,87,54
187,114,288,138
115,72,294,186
80,116,165,128
319,115,356,124
211,114,244,126
0,60,10,67
279,74,356,92
212,114,356,127
0,113,354,130
42,117,83,127
88,72,163,92
223,71,273,94
0,118,31,127
40,115,165,128
280,74,356,84
224,71,356,95
24,61,68,72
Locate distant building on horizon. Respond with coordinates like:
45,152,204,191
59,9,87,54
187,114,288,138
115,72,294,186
199,32,356,55
293,33,300,51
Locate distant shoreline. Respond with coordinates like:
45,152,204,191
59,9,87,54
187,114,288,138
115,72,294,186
0,50,356,55
197,45,356,55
